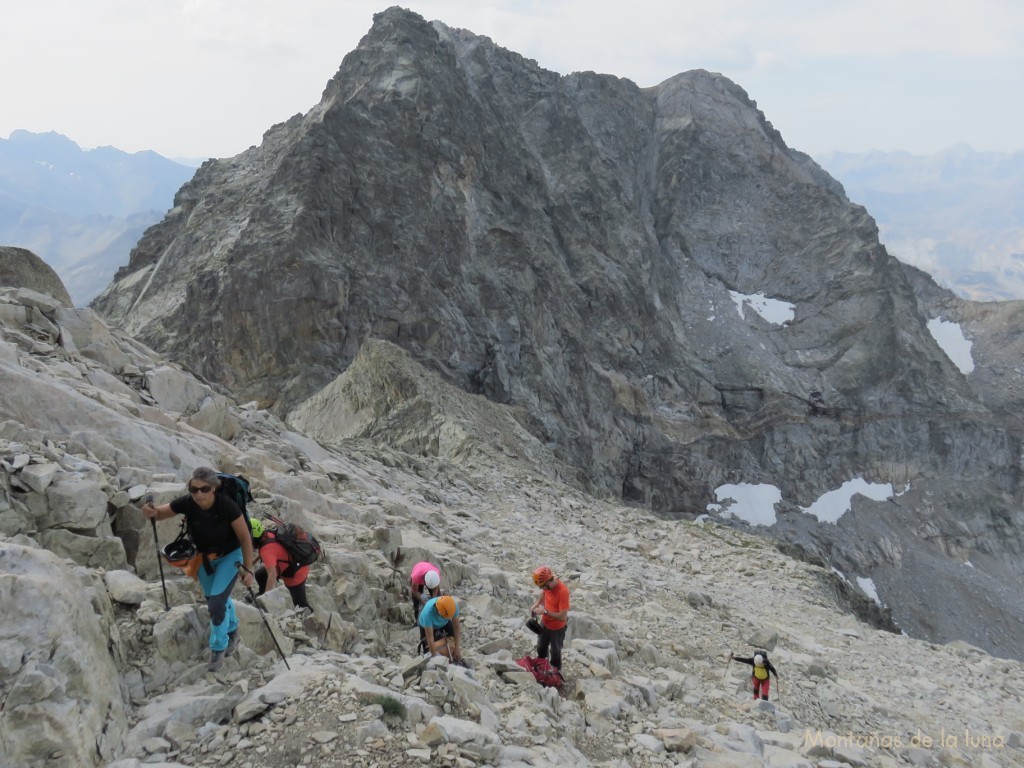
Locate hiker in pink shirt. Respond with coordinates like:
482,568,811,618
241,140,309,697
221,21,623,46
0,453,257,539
410,561,442,653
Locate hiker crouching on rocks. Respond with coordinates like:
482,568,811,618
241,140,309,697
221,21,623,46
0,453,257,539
410,561,442,653
730,650,779,700
143,467,255,672
530,566,570,670
251,519,310,610
419,595,465,665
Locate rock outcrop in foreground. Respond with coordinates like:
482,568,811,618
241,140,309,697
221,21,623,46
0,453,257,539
0,245,73,307
89,8,1024,658
2,283,1023,767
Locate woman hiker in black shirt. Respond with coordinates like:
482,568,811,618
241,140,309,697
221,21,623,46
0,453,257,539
144,467,255,671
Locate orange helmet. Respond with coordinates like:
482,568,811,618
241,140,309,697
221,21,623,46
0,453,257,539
532,566,553,587
436,595,457,619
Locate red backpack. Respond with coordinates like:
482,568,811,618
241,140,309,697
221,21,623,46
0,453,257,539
260,515,323,576
516,656,564,688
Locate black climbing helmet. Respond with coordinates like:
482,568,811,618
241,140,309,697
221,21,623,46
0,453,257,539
161,537,196,566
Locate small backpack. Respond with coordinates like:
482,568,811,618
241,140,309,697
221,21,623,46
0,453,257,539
216,473,256,543
516,656,565,689
262,514,323,576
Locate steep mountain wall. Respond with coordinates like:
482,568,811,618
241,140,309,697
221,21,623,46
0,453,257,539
93,8,1024,656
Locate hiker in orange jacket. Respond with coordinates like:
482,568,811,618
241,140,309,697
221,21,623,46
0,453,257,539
530,566,570,670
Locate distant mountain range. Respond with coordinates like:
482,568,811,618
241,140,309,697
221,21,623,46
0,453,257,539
0,130,197,305
816,145,1024,301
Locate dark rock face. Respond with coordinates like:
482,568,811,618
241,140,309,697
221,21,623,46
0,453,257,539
0,246,73,306
93,8,1024,657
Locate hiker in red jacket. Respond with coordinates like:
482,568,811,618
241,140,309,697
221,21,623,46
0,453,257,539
252,519,310,609
530,565,570,670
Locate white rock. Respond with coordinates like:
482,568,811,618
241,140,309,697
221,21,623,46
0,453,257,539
42,477,109,530
144,365,210,414
764,744,814,767
38,529,128,571
344,674,440,724
634,733,665,753
105,570,149,604
420,715,500,747
655,728,698,753
19,461,60,493
128,484,150,501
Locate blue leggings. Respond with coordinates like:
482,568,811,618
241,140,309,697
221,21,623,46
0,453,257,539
197,548,242,651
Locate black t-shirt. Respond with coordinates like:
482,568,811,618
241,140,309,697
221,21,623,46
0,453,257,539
169,492,244,554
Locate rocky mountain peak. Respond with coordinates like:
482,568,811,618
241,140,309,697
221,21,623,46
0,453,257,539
90,8,1024,664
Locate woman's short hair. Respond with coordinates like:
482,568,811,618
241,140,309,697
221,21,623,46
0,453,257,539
190,467,222,489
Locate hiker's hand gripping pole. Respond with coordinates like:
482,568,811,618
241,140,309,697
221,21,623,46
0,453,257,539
236,562,290,670
236,561,255,589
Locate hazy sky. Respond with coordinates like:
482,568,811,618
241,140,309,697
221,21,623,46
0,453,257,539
3,1,1021,161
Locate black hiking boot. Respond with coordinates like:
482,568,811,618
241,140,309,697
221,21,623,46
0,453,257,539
207,650,225,672
225,632,240,657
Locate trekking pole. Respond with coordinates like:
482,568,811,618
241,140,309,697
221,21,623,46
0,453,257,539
236,563,291,670
721,654,731,683
145,495,170,611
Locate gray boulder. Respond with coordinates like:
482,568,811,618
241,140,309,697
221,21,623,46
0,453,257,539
37,528,128,570
0,543,128,767
0,246,73,307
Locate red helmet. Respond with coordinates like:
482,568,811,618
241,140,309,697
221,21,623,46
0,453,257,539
532,566,553,587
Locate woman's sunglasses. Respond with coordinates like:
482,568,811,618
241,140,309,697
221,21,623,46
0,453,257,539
189,485,213,495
